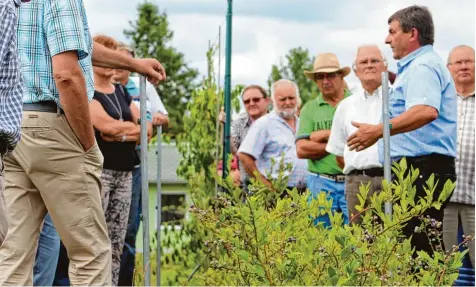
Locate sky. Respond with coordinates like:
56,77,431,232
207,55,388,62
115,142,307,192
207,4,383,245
84,0,475,92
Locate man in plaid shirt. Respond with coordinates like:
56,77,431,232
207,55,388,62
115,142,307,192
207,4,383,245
0,0,24,248
444,45,475,267
0,0,166,285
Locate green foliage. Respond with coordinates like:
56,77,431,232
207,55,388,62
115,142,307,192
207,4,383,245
268,47,319,105
124,2,199,136
189,158,469,286
133,44,245,286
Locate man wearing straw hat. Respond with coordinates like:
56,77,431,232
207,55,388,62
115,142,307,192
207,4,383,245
296,53,351,228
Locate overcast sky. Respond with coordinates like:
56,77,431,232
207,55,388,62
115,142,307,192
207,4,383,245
84,0,475,91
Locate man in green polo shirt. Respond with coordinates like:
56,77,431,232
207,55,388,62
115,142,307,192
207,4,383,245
296,52,351,228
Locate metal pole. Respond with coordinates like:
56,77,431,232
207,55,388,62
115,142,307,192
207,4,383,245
222,0,233,180
382,71,392,218
215,25,222,195
140,76,151,286
156,125,162,286
217,25,222,92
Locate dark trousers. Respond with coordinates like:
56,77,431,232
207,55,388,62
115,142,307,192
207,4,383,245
392,153,456,257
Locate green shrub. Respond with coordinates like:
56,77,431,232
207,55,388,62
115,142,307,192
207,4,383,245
188,158,470,286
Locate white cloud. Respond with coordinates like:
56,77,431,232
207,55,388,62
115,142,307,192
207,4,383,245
84,0,475,93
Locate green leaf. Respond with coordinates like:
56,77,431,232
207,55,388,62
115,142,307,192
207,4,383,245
327,266,337,277
399,157,407,171
335,235,346,247
237,250,249,261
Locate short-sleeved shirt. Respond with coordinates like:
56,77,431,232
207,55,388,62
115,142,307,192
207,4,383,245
18,0,94,107
378,45,457,162
231,112,253,181
296,90,351,175
326,87,383,174
129,76,168,115
93,84,138,171
238,111,308,188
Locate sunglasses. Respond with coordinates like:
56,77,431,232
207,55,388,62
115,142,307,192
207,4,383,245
243,97,263,105
315,72,341,80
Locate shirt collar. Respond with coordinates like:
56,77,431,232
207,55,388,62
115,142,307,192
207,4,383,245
13,0,21,8
457,93,475,100
363,86,382,99
316,89,352,106
397,45,433,73
270,110,299,127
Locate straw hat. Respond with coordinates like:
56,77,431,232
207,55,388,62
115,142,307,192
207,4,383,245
304,53,351,80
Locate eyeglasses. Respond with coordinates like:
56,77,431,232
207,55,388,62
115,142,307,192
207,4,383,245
243,97,263,105
356,58,385,67
449,59,475,67
315,72,341,80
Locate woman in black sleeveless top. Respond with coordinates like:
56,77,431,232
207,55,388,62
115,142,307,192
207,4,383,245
88,35,142,286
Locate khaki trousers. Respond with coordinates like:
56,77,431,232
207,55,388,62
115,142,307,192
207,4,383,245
443,202,475,267
0,111,112,286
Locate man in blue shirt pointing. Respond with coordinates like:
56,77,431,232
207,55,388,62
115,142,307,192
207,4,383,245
347,5,457,256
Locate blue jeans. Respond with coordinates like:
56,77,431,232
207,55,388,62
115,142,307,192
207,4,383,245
118,166,142,286
33,213,60,286
307,174,348,228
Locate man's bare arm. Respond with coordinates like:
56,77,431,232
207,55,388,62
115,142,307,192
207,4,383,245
92,43,166,84
296,139,328,160
336,156,345,169
53,51,95,151
237,152,273,188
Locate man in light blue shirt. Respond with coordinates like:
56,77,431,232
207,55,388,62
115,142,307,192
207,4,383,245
346,5,457,256
238,79,308,195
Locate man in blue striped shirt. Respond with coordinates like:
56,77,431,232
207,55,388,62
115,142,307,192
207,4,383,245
347,5,457,256
0,0,166,285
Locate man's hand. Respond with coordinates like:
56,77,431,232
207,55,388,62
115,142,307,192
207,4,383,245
310,130,331,143
152,112,169,126
347,121,382,151
133,58,166,85
218,108,226,124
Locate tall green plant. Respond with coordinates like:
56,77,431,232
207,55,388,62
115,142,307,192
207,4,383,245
134,44,244,286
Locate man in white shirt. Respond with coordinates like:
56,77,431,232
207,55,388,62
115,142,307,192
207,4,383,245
326,45,388,223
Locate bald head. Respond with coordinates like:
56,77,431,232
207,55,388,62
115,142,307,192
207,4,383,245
355,45,385,61
448,45,474,64
447,45,475,89
353,45,387,92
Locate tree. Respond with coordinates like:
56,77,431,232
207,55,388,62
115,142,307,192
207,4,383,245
124,2,199,136
268,47,319,105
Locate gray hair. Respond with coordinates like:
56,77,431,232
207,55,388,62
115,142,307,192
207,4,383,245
270,79,301,105
388,5,434,46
